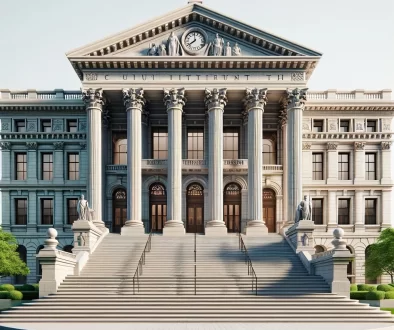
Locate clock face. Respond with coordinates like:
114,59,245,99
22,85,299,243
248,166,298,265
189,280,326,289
185,31,206,51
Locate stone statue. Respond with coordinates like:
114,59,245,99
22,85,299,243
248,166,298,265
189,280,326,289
77,232,86,247
232,43,241,56
157,44,167,56
77,194,90,221
225,42,232,56
213,33,224,56
147,43,157,56
167,32,181,56
295,195,312,222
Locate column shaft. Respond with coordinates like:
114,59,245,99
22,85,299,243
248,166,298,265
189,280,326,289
354,190,364,231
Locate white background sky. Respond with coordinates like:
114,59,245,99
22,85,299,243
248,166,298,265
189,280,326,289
0,0,393,94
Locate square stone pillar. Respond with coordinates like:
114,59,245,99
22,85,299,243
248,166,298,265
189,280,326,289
326,143,338,183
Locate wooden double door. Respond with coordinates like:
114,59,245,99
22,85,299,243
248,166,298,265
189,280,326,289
263,188,276,233
113,189,127,233
186,183,204,233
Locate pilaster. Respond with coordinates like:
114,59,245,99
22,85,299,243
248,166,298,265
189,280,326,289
121,88,145,236
327,191,337,230
26,142,38,183
205,88,227,236
0,142,11,182
279,103,289,229
327,143,338,183
53,142,64,185
244,88,268,236
381,142,392,184
381,190,392,229
354,142,365,183
354,190,364,232
163,88,186,236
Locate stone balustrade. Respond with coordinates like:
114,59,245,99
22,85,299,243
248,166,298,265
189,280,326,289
302,132,392,140
307,89,391,101
0,133,87,140
0,89,82,100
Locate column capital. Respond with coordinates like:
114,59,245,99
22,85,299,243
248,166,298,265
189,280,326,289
82,88,105,109
205,88,227,111
287,88,308,109
354,142,366,150
327,142,338,151
123,88,145,111
53,142,64,150
163,88,186,111
243,88,267,112
381,141,392,150
26,142,38,150
0,142,11,150
278,100,288,127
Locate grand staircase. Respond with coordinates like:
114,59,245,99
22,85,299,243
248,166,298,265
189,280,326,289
1,233,393,323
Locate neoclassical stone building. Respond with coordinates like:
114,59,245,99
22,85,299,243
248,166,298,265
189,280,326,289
0,0,393,284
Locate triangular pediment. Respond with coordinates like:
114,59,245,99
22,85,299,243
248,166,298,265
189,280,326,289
67,3,322,59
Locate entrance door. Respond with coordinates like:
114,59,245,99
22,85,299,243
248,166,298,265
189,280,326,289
263,188,276,233
113,189,127,233
150,183,167,233
186,183,204,233
223,183,241,233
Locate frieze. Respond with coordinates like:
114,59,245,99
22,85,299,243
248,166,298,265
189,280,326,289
26,142,38,150
354,142,365,150
0,142,11,150
381,141,392,150
326,143,338,150
302,142,312,150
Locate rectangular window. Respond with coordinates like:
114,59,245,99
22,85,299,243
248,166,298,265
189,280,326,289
223,127,239,159
41,120,51,132
366,120,376,133
67,120,78,133
338,153,350,180
312,153,324,180
365,153,376,180
312,199,323,225
313,120,324,132
365,199,377,225
15,120,26,132
338,199,350,225
340,120,350,132
67,199,79,225
15,199,27,225
41,153,53,180
68,153,80,180
15,153,27,180
152,127,168,159
41,199,53,225
187,127,204,159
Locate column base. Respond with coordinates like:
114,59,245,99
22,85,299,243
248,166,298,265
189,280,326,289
163,220,185,236
121,220,145,236
245,220,268,236
205,226,227,236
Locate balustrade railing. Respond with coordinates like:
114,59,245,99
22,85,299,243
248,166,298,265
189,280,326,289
238,233,258,295
133,230,153,294
0,133,87,140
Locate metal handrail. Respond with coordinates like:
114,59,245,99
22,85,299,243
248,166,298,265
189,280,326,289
194,232,197,295
238,233,258,295
133,230,153,294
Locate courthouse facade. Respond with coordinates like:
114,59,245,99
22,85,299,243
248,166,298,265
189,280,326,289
0,1,393,284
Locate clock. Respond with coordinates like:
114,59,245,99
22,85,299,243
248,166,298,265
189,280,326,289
181,28,209,55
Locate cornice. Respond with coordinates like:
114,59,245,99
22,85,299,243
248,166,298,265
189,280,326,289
305,105,394,112
0,105,85,111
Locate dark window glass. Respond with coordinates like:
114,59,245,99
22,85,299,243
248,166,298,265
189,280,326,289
42,153,53,180
365,153,376,180
187,127,204,159
152,127,168,159
338,199,350,225
41,120,51,132
15,153,27,180
338,153,350,180
15,120,26,132
15,199,27,225
313,120,324,132
67,120,78,133
365,199,377,225
41,199,53,225
112,132,127,164
312,199,323,225
340,120,350,132
312,153,324,180
366,120,376,133
68,153,80,180
67,199,78,225
223,127,239,159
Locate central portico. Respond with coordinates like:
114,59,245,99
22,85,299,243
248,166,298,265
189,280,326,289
68,1,321,236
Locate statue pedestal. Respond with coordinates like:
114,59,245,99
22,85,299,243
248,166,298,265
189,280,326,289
295,220,315,254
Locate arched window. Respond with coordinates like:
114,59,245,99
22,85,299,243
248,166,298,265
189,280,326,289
224,183,241,233
150,183,167,232
186,183,204,233
14,245,27,284
113,188,127,233
113,139,127,164
263,139,276,164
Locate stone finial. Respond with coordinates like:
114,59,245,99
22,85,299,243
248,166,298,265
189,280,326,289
243,88,268,112
82,88,105,109
332,227,346,250
287,88,308,109
123,88,145,111
163,88,186,110
44,228,59,250
205,88,227,110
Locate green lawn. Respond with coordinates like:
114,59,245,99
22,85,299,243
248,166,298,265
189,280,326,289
381,308,394,314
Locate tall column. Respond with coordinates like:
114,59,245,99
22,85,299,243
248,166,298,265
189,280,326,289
205,88,227,236
279,101,289,230
244,88,268,236
121,88,145,236
82,88,107,231
163,88,186,236
286,88,307,222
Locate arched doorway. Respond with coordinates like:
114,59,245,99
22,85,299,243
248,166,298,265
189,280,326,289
150,183,167,233
263,188,276,233
113,189,127,233
14,245,27,284
186,183,204,234
223,183,241,233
